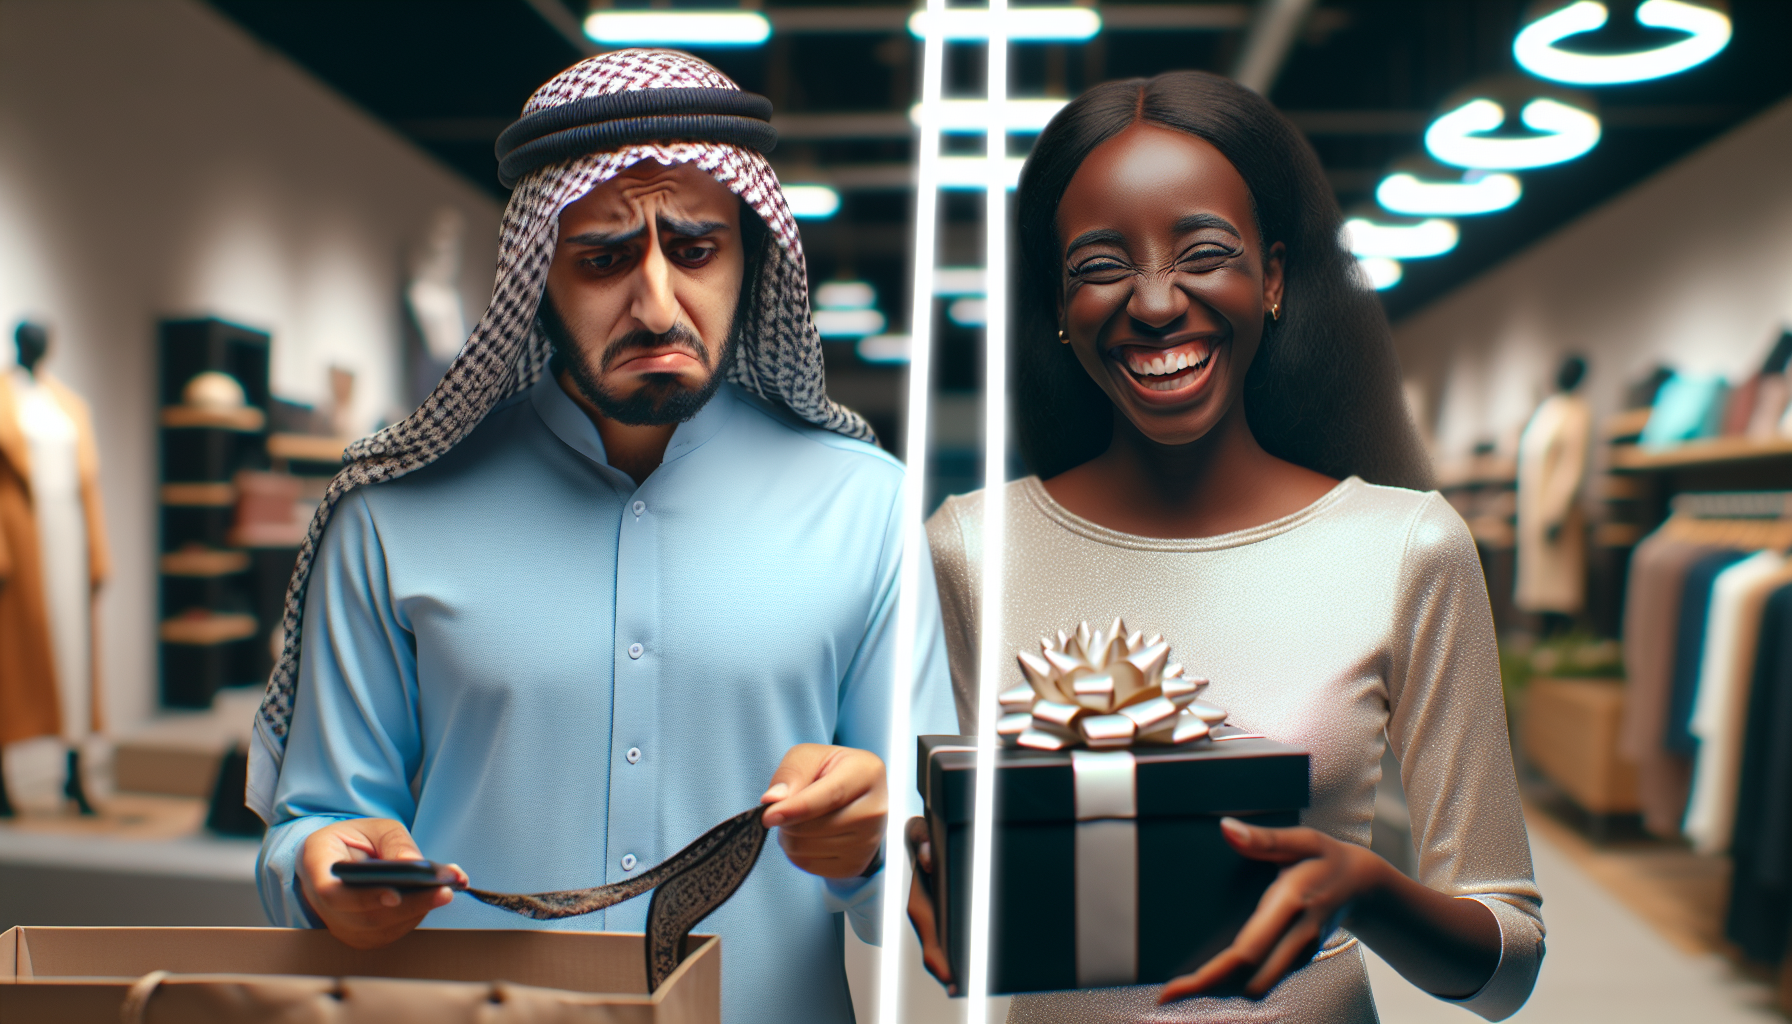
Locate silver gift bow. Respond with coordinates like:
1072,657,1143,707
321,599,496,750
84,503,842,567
1001,619,1228,751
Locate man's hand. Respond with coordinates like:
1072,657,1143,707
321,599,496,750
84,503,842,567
298,818,467,950
760,744,886,878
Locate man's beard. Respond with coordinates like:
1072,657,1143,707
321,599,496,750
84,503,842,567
539,298,736,427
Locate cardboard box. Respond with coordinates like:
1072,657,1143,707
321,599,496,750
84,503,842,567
0,926,718,1023
919,733,1309,994
1521,676,1640,814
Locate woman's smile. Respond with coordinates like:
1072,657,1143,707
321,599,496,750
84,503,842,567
1110,336,1220,397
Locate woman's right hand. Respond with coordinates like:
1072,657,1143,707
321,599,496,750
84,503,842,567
298,817,466,949
905,815,956,993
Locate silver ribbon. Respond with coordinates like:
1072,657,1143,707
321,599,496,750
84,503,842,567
996,621,1232,986
1072,750,1139,987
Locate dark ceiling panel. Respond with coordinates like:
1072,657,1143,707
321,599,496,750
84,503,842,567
209,0,582,192
205,0,1792,324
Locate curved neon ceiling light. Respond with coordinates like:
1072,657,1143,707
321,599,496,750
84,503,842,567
1377,169,1522,216
1343,217,1459,259
1425,97,1601,170
1515,0,1730,85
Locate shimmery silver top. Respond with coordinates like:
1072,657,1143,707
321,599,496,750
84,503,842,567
927,476,1544,1022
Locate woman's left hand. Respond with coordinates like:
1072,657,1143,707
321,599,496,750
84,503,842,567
1158,816,1390,1003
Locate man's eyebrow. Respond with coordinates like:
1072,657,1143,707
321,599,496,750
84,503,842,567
561,215,730,247
1064,228,1126,254
1172,213,1242,238
658,216,729,238
563,225,644,247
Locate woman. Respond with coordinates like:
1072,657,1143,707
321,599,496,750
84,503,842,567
913,71,1542,1022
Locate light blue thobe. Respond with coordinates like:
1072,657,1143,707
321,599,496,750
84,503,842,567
257,374,956,1024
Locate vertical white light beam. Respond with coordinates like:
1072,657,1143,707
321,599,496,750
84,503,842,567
967,0,1010,1019
877,0,947,1022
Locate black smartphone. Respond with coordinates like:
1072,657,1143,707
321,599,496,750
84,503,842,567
331,859,464,890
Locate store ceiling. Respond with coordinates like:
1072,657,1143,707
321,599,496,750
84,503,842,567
208,0,1792,325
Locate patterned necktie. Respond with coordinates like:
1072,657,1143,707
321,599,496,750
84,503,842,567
467,805,769,991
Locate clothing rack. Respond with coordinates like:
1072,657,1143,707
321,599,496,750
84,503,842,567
1671,491,1792,520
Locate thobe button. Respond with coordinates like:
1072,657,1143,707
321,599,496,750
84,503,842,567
621,854,638,871
628,643,643,659
632,500,646,515
626,747,642,764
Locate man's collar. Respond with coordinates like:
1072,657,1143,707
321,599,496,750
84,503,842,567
529,370,735,479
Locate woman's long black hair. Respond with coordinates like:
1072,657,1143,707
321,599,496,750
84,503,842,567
1014,70,1432,489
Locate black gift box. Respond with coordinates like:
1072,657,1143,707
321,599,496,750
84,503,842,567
918,732,1310,995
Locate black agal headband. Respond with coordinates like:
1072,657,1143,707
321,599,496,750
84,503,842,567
494,87,778,188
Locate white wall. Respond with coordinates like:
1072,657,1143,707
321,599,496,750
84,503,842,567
0,0,502,732
1394,94,1792,461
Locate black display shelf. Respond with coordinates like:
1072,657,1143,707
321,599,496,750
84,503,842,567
157,318,273,710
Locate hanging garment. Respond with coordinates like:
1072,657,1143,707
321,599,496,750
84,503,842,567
0,367,109,745
1662,552,1748,760
1722,375,1764,436
1619,531,1726,837
1751,373,1791,438
1726,583,1792,964
12,367,88,743
1642,372,1728,448
1514,392,1591,614
1684,550,1789,852
1663,549,1751,758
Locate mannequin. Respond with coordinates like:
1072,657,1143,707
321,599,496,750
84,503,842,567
0,322,110,815
1515,355,1592,633
404,207,468,406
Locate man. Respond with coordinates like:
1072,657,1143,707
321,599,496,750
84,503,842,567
249,50,955,1023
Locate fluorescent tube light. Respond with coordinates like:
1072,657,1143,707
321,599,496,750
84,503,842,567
907,6,1099,41
935,267,987,296
856,334,911,364
1357,257,1403,290
948,298,988,326
1425,97,1601,170
583,11,771,47
966,0,1011,1017
783,184,841,219
880,0,946,1017
1515,0,1730,85
814,280,876,310
812,308,886,337
910,98,1069,133
939,156,1026,190
1376,170,1521,216
1343,217,1459,259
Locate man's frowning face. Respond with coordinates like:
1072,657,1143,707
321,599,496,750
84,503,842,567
542,160,748,425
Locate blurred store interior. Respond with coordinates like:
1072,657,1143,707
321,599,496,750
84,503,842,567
3,1,1792,1021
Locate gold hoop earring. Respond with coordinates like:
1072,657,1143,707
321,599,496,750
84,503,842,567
1058,329,1069,344
1269,302,1281,321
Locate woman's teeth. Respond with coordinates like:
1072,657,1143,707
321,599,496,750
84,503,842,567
1121,344,1211,389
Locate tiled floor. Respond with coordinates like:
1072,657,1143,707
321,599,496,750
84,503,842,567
1367,812,1781,1023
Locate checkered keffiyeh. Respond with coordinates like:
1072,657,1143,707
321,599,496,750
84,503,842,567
247,50,872,822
